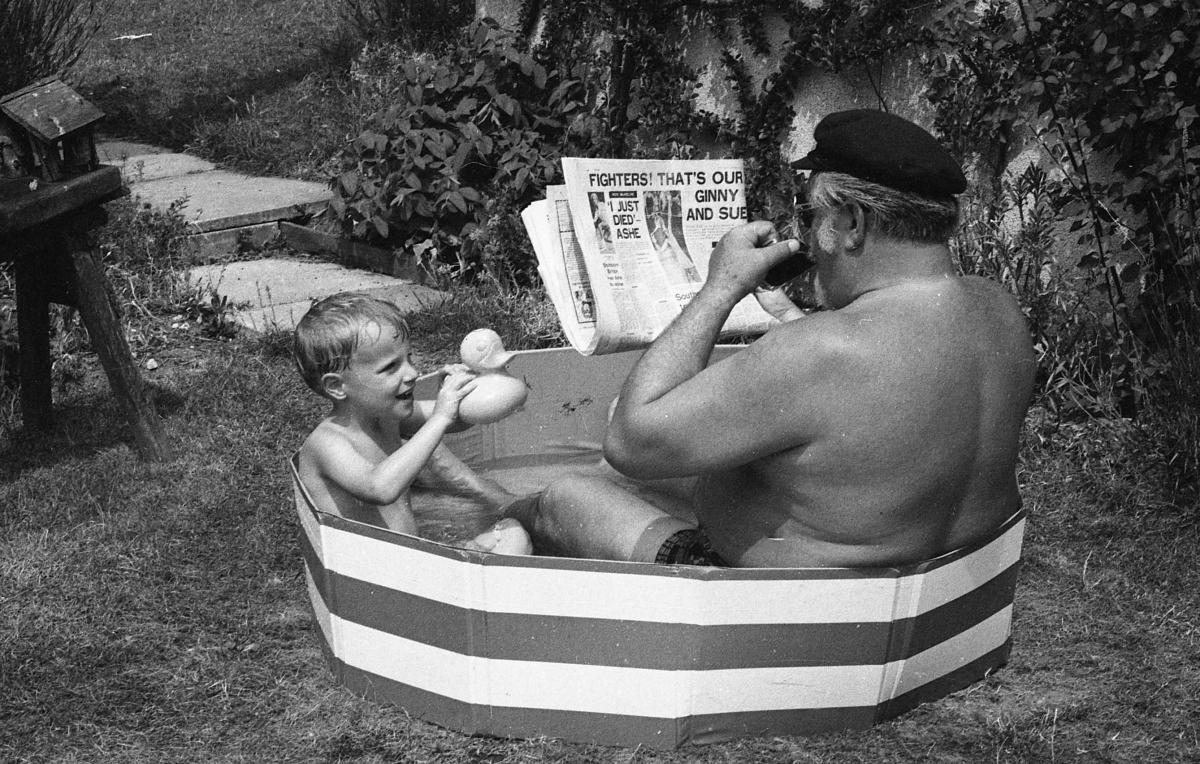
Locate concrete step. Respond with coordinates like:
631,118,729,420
97,139,441,333
98,139,329,233
187,258,445,333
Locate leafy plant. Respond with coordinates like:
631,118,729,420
712,0,931,233
955,164,1123,418
329,19,593,284
925,0,1199,492
0,0,97,94
531,0,739,159
927,1,1198,327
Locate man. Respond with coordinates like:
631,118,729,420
506,109,1036,567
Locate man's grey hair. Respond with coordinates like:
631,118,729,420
807,172,960,244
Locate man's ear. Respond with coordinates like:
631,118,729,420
842,203,868,252
320,372,347,400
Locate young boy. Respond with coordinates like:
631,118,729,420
293,292,531,555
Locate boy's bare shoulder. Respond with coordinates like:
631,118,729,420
299,418,358,465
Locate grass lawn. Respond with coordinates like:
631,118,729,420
2,0,1199,761
2,318,1198,763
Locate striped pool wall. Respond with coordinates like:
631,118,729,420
292,348,1025,748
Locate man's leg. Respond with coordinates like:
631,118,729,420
503,475,694,562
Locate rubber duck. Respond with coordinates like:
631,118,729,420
458,328,529,425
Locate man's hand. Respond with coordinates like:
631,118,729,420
753,285,807,322
704,221,802,301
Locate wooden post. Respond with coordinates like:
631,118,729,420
13,250,52,430
1,165,168,461
62,232,171,461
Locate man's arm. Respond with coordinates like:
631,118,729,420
604,222,803,478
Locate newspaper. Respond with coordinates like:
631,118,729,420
523,157,777,355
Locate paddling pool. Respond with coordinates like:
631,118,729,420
292,347,1024,748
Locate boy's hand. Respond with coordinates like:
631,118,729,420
432,369,477,422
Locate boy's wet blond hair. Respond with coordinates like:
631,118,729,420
293,292,410,398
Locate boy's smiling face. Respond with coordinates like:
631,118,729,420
331,321,420,421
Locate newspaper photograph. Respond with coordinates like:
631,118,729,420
524,157,777,355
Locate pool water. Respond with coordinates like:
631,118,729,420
411,447,697,547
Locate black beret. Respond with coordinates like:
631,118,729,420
791,110,967,196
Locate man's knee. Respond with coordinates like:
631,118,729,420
500,476,588,529
541,475,600,513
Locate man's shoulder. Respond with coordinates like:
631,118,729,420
764,306,876,351
746,310,869,380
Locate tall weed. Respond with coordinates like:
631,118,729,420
0,197,230,432
0,0,96,94
955,164,1126,418
1132,262,1200,497
958,164,1199,498
404,281,566,367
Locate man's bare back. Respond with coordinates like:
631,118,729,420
695,276,1035,566
505,110,1035,568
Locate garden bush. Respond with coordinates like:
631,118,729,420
328,19,595,284
924,0,1199,491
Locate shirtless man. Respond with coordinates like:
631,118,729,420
506,109,1036,567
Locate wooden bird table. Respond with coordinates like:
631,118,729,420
0,165,169,460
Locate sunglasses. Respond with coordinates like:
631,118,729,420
793,172,816,230
758,173,817,288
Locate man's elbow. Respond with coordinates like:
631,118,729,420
603,427,676,479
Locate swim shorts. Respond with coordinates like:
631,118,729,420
655,528,728,567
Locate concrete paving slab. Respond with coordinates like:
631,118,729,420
110,152,217,183
131,170,329,232
234,300,323,333
187,258,444,332
97,141,430,329
97,139,330,236
97,139,169,162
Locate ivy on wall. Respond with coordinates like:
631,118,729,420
520,0,934,229
332,0,1196,313
715,1,932,231
923,0,1198,345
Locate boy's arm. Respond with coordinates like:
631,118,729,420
308,413,455,506
399,364,474,436
402,400,472,435
314,371,476,505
